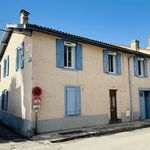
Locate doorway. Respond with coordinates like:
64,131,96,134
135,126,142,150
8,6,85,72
139,90,150,120
109,90,118,122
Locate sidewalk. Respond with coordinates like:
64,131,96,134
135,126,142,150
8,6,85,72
31,120,150,143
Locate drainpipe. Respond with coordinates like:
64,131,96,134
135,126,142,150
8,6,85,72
128,54,134,122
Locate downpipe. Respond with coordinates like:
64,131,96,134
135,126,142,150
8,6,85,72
128,54,134,122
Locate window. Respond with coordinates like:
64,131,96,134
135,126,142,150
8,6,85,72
103,50,121,75
56,39,83,70
138,58,144,76
64,44,75,68
3,56,9,78
1,90,8,111
108,52,116,73
65,86,81,116
16,42,24,71
134,56,147,77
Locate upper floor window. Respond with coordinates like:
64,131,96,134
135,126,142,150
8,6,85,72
16,42,24,71
103,50,121,75
64,42,75,68
3,56,9,78
108,52,117,73
56,39,83,70
134,56,147,77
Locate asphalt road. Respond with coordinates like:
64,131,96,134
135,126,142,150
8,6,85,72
1,123,150,150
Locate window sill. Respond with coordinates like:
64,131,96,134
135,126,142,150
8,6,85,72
135,75,147,78
61,67,77,71
65,114,81,118
105,72,120,76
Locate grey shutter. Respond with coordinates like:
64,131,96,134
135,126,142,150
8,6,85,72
134,55,138,76
3,59,6,77
76,44,83,70
143,58,148,77
56,39,64,68
103,50,109,73
116,53,122,74
4,90,8,111
16,49,19,71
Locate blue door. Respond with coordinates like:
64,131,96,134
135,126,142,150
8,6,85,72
139,91,146,120
145,92,150,119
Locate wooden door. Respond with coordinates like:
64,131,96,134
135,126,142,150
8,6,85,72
110,90,117,122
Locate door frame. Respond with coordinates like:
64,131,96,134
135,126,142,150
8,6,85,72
139,88,150,120
109,89,118,123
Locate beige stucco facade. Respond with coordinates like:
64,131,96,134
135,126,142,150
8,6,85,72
0,29,150,136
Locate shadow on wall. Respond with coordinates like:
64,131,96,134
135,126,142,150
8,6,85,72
0,74,33,137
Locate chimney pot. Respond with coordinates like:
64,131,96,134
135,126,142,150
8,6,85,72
20,9,30,24
148,36,150,49
131,40,140,50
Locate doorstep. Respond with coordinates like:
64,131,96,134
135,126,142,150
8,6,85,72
31,120,150,143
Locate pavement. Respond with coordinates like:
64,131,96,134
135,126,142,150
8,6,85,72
31,120,150,142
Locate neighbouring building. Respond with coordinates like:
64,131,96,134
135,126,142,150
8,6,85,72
0,10,150,136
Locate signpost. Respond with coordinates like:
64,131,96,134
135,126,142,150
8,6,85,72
32,86,43,134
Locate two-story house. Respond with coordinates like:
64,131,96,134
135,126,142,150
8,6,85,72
0,10,150,137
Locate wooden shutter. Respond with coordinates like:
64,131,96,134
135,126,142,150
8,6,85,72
56,39,64,68
143,58,148,77
76,44,83,70
103,50,109,73
116,53,122,75
134,55,138,76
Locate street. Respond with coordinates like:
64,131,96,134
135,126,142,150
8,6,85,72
1,123,150,150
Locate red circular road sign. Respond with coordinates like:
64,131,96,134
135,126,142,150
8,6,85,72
32,87,42,96
33,97,41,105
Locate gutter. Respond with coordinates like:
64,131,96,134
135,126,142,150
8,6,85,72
128,54,134,122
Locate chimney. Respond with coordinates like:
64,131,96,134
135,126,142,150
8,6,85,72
131,40,140,50
148,36,150,49
20,9,30,24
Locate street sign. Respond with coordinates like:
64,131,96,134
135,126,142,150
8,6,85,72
33,105,40,109
33,97,41,105
32,86,42,96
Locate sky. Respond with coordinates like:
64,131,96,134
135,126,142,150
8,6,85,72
0,0,150,47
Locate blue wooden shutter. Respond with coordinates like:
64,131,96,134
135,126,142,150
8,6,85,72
3,59,6,77
6,56,9,76
16,49,19,71
66,87,76,115
56,39,64,68
20,42,24,68
134,55,138,76
143,58,148,77
75,87,81,115
76,44,83,70
1,92,4,110
116,53,121,74
103,50,109,73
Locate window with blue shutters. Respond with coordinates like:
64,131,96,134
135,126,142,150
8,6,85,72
134,56,148,77
103,50,121,75
16,42,24,71
65,86,81,116
3,56,9,78
56,39,83,70
1,90,8,111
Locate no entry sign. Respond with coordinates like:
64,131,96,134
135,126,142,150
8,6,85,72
32,86,42,96
33,97,41,105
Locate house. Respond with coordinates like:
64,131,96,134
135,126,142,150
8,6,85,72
0,9,150,137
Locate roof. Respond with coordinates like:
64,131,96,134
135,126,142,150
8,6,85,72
0,23,150,59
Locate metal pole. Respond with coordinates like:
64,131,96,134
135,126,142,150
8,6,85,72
35,109,38,134
128,55,134,122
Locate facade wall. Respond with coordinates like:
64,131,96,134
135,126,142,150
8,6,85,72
0,33,33,136
31,31,146,133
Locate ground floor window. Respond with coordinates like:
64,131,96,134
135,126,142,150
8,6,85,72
65,86,81,116
1,90,8,111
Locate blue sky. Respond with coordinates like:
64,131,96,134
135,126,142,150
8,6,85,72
0,0,150,47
